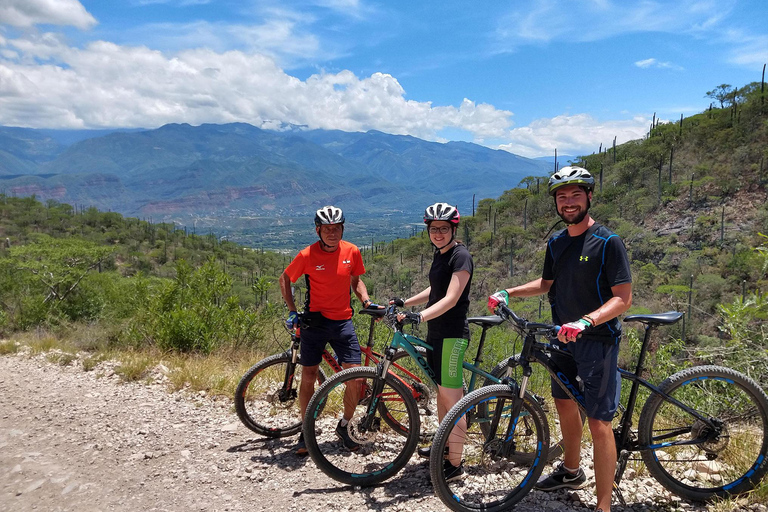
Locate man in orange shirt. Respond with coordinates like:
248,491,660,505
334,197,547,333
279,205,377,456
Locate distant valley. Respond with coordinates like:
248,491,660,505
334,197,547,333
0,123,551,248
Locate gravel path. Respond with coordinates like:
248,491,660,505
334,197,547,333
0,350,760,512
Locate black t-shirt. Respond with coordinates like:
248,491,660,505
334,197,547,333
542,223,632,341
427,243,474,338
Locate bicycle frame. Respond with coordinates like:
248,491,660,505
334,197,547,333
281,313,425,396
512,325,717,454
495,305,724,493
357,306,505,433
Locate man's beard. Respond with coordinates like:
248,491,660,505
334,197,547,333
557,207,588,225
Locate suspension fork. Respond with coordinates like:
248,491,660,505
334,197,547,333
358,346,396,432
279,331,301,401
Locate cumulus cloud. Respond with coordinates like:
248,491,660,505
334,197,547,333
0,33,513,142
0,0,97,29
497,113,650,158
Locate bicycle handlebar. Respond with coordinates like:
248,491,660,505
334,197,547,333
359,304,418,330
496,303,560,338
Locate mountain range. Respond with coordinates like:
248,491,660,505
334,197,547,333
0,123,551,245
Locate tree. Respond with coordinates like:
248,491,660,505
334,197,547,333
705,84,735,108
11,234,114,303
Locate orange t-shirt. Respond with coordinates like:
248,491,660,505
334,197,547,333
284,240,365,320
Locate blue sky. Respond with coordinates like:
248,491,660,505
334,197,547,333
0,0,766,157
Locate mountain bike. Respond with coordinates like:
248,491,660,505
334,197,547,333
302,305,565,486
234,310,428,437
429,304,768,512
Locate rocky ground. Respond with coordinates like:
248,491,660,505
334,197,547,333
1,349,764,512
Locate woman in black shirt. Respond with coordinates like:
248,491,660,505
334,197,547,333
395,202,473,480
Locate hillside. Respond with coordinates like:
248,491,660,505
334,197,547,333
0,82,766,383
0,123,551,247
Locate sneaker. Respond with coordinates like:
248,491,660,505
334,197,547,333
335,420,360,452
295,433,308,456
417,446,431,459
443,459,465,482
534,462,586,491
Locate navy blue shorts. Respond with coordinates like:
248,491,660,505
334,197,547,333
299,317,361,367
549,337,621,422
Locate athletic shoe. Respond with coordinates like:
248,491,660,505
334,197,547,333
295,433,308,456
417,446,431,459
443,459,465,482
534,462,587,491
335,420,360,451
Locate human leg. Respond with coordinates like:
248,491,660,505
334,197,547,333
555,397,585,470
438,385,465,466
589,417,616,512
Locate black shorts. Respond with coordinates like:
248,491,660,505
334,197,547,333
549,337,621,422
299,316,361,367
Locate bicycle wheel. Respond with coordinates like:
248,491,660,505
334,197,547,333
481,356,565,463
234,353,326,437
303,366,420,486
638,365,768,501
430,384,550,512
379,347,441,438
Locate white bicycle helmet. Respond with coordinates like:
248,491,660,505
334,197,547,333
548,167,595,196
314,205,345,226
423,202,460,225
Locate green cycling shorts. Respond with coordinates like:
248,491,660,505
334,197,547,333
426,335,469,389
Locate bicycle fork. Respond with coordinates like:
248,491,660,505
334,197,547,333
356,347,396,434
278,333,301,403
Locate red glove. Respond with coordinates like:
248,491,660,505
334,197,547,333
558,318,591,342
487,290,509,311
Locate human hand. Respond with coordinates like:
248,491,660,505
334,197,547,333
389,297,405,307
487,290,509,311
363,299,384,309
396,311,421,325
285,311,299,330
557,319,591,343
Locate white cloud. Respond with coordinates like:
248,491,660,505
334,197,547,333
495,0,736,46
0,34,513,142
0,0,97,29
497,113,650,158
635,58,657,68
634,57,684,70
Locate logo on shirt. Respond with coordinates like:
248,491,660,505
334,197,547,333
342,259,351,265
315,265,325,271
579,256,589,262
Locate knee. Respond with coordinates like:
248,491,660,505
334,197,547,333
302,366,320,382
587,418,613,440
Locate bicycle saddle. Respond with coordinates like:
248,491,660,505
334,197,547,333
468,316,506,328
624,311,683,325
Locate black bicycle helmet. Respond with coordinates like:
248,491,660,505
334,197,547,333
548,166,595,196
423,202,460,225
314,205,345,226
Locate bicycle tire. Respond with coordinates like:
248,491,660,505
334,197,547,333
430,384,550,512
481,356,566,463
638,365,768,501
303,366,420,486
234,352,326,437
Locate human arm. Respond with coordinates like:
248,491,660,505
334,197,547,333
558,282,633,342
279,271,298,312
417,270,470,322
350,275,375,308
396,287,431,308
488,278,553,311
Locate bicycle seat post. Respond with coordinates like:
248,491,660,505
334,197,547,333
364,315,376,348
